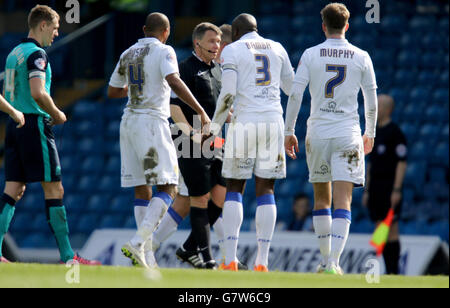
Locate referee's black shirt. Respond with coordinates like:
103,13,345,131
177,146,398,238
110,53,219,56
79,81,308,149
171,53,222,129
369,121,408,181
171,53,222,158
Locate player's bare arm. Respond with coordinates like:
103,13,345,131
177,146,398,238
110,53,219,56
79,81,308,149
210,69,237,136
29,77,66,125
391,161,407,209
166,72,210,130
107,85,128,99
170,104,202,143
0,95,25,128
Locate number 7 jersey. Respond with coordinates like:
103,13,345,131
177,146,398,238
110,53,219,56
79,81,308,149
109,37,179,119
220,32,294,116
294,38,377,139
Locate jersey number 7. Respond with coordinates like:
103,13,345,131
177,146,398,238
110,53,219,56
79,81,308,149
325,64,347,98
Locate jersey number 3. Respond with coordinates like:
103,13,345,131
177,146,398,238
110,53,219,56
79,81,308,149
255,54,271,86
325,64,346,98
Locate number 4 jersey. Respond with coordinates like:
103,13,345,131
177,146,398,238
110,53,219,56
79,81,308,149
294,38,377,139
109,37,179,120
220,32,294,116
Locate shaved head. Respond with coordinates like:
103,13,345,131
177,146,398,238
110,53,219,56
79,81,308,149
144,12,170,36
231,13,257,42
377,94,395,123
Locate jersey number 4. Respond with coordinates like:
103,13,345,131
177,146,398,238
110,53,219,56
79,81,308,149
5,69,15,102
129,63,145,94
325,64,347,98
255,54,271,86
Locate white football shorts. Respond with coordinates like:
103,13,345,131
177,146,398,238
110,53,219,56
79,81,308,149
222,112,286,180
120,111,179,187
305,134,365,187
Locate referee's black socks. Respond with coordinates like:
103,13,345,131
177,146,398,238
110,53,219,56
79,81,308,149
190,206,213,262
383,240,401,274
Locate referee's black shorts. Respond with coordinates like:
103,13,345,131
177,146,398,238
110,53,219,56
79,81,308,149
367,179,402,223
4,114,62,183
178,156,226,197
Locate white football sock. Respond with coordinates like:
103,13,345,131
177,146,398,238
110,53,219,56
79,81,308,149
330,216,351,266
131,194,171,247
312,212,332,265
213,216,226,262
255,203,276,267
223,193,243,265
152,207,182,251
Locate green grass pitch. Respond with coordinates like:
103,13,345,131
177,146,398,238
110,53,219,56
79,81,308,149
0,263,448,288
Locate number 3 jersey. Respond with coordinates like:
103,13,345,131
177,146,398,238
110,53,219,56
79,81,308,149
109,37,179,120
220,32,294,116
294,38,377,139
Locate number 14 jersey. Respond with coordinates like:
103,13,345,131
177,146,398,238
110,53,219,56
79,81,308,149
294,38,377,139
109,37,179,120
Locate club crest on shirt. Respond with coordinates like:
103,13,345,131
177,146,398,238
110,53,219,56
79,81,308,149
34,58,46,70
166,52,176,63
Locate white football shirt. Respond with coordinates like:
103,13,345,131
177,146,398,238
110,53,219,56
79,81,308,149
221,32,294,116
294,38,377,139
109,37,179,120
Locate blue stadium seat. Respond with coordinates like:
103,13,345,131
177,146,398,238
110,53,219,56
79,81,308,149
86,194,110,213
433,142,449,167
421,33,444,50
379,15,407,34
78,175,100,192
440,17,449,33
258,16,290,35
110,195,134,214
426,105,447,124
409,141,427,160
72,100,101,120
417,70,437,88
104,99,126,120
123,215,137,229
30,213,48,232
409,16,437,34
389,88,408,105
258,0,290,15
419,124,441,146
400,33,421,49
402,105,423,124
404,162,427,190
439,71,449,87
81,156,104,174
20,193,45,214
19,232,55,248
105,156,121,175
410,87,431,105
105,120,120,139
10,213,34,233
352,188,364,208
75,214,100,234
433,88,449,103
65,195,87,214
174,48,191,62
441,124,449,141
98,175,119,192
98,215,124,229
399,122,418,144
420,52,442,70
397,50,420,69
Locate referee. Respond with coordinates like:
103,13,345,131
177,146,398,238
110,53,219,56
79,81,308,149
363,94,407,275
170,22,226,269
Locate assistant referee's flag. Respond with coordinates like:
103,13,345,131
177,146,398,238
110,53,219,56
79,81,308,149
370,208,395,256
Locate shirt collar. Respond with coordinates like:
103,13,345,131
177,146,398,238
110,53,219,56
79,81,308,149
325,38,348,44
22,38,42,48
138,37,160,44
240,31,260,41
192,51,215,68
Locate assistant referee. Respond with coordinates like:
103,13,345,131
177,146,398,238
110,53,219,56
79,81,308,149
363,94,408,275
170,22,226,269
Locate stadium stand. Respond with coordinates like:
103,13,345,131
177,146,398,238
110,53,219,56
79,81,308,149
0,0,448,250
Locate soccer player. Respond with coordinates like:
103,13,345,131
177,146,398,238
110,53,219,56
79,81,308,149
0,5,100,265
210,14,295,272
107,12,210,269
151,22,248,270
284,3,378,275
363,94,407,275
